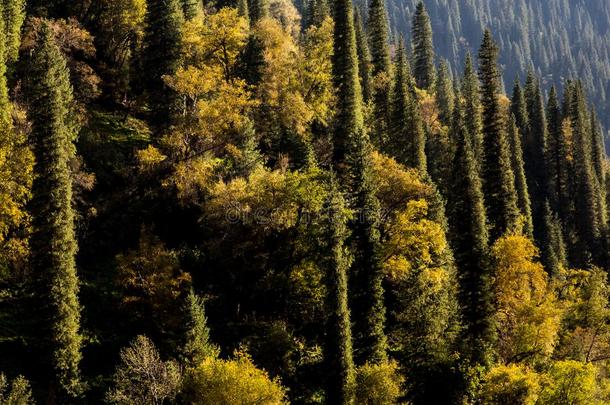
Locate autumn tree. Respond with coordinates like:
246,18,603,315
24,23,82,400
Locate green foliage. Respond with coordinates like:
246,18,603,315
322,177,355,405
507,115,533,238
142,0,184,128
182,350,288,404
478,30,520,240
538,360,603,405
354,361,403,405
106,335,182,405
0,0,26,66
354,8,372,103
181,290,220,366
24,22,82,400
411,2,435,89
479,364,540,405
0,374,34,405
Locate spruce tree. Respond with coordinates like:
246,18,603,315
541,201,567,277
367,0,391,150
461,53,484,166
24,23,82,400
142,0,184,129
0,0,26,66
181,290,219,366
508,115,534,238
510,80,529,139
354,7,372,103
435,59,455,126
569,82,601,265
331,0,364,167
390,39,426,173
478,29,520,240
238,0,250,24
331,0,387,365
367,0,391,77
523,73,549,241
249,0,268,23
448,99,495,365
182,0,202,20
411,1,435,89
590,111,607,223
546,85,571,223
322,177,355,405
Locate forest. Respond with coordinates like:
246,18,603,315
1,0,610,404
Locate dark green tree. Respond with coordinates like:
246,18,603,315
142,0,184,129
478,29,520,240
448,99,495,365
322,177,355,405
541,201,567,277
461,53,483,166
435,59,455,126
367,0,391,76
510,80,529,140
249,0,268,23
508,115,533,238
238,0,250,23
390,38,426,173
182,0,201,20
24,23,82,401
411,1,435,89
354,7,372,103
307,0,329,28
523,73,549,241
180,290,219,366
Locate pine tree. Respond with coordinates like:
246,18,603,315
411,1,435,89
508,115,534,238
569,82,601,265
249,0,268,23
331,0,364,167
181,290,219,366
354,7,372,103
390,39,426,173
182,0,202,20
142,0,184,129
590,111,607,225
322,177,355,405
523,73,549,241
367,0,391,150
435,59,455,126
238,0,250,24
24,23,82,400
478,29,520,240
510,80,529,139
349,133,388,365
541,201,567,277
461,53,483,166
307,0,329,28
448,99,495,365
0,0,26,66
331,0,387,365
367,0,391,77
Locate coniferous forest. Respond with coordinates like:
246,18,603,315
1,0,610,404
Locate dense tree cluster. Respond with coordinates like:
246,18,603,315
1,0,610,404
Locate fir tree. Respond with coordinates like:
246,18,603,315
523,73,549,241
461,53,483,166
182,0,202,20
142,0,184,129
331,0,364,167
541,201,567,277
412,1,435,89
24,23,82,400
569,82,601,265
435,59,455,126
510,80,529,139
367,0,392,150
331,0,387,365
354,7,372,103
308,0,329,28
478,29,520,240
0,0,26,66
181,290,219,366
322,176,355,405
508,115,534,238
238,0,250,24
448,99,495,365
249,0,268,23
390,39,426,173
367,0,391,77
